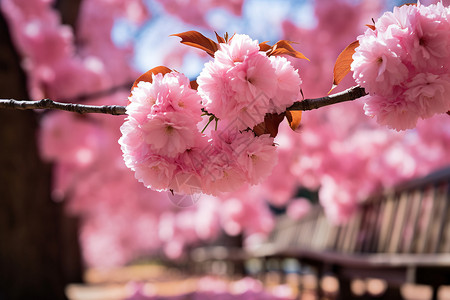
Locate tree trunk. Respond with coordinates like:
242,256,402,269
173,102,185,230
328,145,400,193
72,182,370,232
0,10,83,300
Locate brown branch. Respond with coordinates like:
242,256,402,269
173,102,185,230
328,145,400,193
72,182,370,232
287,85,367,111
0,98,126,115
0,86,367,115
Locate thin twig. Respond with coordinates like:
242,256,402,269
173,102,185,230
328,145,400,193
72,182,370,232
0,98,126,115
287,86,367,111
0,86,367,115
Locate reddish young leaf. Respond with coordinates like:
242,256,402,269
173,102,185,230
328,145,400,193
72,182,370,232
252,122,266,136
269,40,309,60
171,31,219,57
400,3,417,7
131,66,172,92
285,110,302,131
331,40,360,91
215,31,226,44
226,32,235,43
253,113,285,137
259,41,272,52
190,79,199,90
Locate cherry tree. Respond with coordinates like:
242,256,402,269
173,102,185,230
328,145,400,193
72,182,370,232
1,2,449,295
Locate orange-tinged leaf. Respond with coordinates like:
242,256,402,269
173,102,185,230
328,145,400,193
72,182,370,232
400,3,417,7
171,31,219,57
259,41,272,52
269,40,309,60
331,40,359,90
285,110,302,131
366,24,376,30
253,113,285,137
215,31,226,44
252,122,266,136
131,66,172,92
227,33,235,43
190,79,198,90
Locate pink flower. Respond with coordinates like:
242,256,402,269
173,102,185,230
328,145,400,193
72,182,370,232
123,72,204,159
198,35,277,129
230,52,277,105
197,60,238,120
232,132,278,185
405,3,450,70
174,135,210,172
354,2,450,131
169,171,203,195
133,155,176,191
215,34,260,66
120,71,207,192
140,113,200,157
375,4,418,39
351,29,408,96
363,94,420,131
404,73,450,119
202,157,246,195
127,80,161,124
129,72,202,123
269,56,302,113
119,118,147,164
151,72,203,122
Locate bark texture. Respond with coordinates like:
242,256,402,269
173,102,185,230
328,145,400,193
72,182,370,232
0,9,82,300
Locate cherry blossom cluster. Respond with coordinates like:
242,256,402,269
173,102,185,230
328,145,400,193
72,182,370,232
119,34,302,196
351,2,450,131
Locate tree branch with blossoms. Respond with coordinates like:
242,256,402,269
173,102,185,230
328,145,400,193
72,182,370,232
287,86,367,111
0,98,127,115
0,85,367,115
2,1,450,199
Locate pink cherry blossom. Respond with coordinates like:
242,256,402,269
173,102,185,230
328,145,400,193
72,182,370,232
120,71,207,192
407,4,450,70
363,94,421,131
202,155,247,196
216,34,260,66
229,53,277,128
132,155,176,191
126,80,160,123
403,73,450,119
197,59,238,121
374,4,418,41
353,2,450,131
198,34,278,130
232,132,278,185
269,56,303,114
151,72,203,121
140,113,200,157
351,29,408,97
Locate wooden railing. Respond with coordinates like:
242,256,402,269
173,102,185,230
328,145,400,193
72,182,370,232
249,166,450,300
